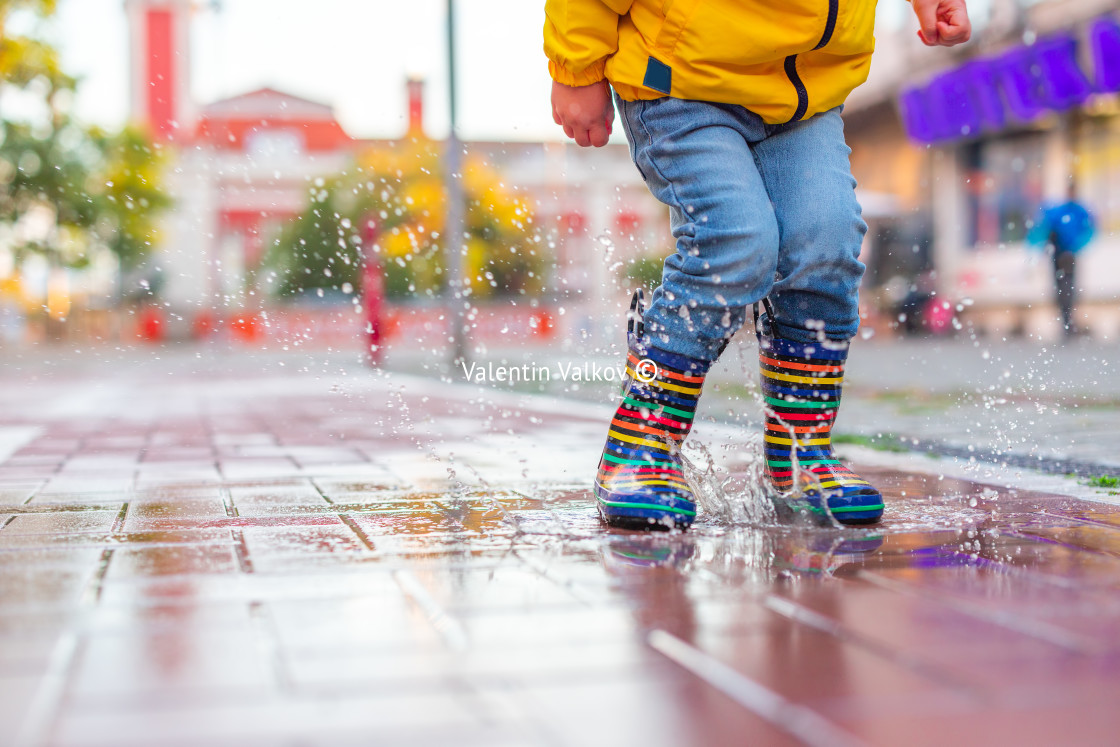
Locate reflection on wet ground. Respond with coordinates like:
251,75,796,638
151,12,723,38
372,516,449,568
1,364,1119,745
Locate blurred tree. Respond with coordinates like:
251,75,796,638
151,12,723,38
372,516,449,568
264,183,364,300
623,253,666,292
89,126,173,272
0,0,71,92
263,138,546,301
0,117,97,265
0,0,169,281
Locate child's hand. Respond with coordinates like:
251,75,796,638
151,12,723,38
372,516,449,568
911,0,971,47
551,80,614,147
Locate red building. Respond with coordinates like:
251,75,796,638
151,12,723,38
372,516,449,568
126,0,364,328
126,0,663,347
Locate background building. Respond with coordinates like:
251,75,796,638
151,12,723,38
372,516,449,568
845,0,1120,339
126,0,665,349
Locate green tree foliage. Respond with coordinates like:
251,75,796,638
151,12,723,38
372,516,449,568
265,184,365,299
0,0,170,275
623,253,666,292
0,1,70,92
0,117,98,263
263,139,547,302
90,126,173,271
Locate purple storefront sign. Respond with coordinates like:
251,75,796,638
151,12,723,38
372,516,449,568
900,17,1120,144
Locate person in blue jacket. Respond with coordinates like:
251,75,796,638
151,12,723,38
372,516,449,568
1030,185,1095,338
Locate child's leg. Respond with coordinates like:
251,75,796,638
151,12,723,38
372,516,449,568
750,107,867,340
750,108,883,524
596,98,778,529
616,97,780,362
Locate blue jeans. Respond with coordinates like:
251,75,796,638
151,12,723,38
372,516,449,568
616,96,868,362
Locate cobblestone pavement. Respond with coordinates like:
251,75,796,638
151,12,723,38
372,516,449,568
2,346,1120,746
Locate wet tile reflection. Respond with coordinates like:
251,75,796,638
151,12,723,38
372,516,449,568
4,417,1120,743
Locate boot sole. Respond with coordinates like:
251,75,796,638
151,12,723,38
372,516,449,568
594,484,695,531
774,494,884,526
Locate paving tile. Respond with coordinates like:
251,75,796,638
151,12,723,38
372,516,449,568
37,477,135,496
227,486,331,518
1,510,119,536
402,565,601,613
83,601,255,637
123,496,229,531
4,455,66,466
49,690,496,747
67,627,274,701
837,697,1120,746
240,522,366,562
313,476,415,497
139,448,214,461
105,544,240,580
514,673,802,747
285,639,666,696
0,485,41,505
60,456,139,472
134,462,222,479
0,545,104,568
0,566,92,609
218,458,300,480
0,673,48,744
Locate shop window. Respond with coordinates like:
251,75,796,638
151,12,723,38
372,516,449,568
1075,116,1120,234
963,134,1045,248
245,129,305,162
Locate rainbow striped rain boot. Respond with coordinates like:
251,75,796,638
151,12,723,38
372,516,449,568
759,332,884,525
595,292,711,530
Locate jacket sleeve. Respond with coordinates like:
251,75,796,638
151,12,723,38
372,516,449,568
544,0,633,87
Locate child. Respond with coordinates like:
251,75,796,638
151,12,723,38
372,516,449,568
545,0,971,528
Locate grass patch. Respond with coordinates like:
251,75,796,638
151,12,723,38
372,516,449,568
856,389,965,414
1085,475,1120,489
832,433,912,453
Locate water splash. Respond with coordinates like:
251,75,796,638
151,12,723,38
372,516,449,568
681,437,776,527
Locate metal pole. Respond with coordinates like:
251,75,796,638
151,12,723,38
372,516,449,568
443,0,468,367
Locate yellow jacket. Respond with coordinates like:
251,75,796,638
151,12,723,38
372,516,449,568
544,0,878,125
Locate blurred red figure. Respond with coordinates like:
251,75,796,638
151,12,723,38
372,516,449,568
137,305,165,342
361,220,385,366
230,314,260,343
191,310,218,340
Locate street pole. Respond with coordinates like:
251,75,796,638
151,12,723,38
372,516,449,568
443,0,468,368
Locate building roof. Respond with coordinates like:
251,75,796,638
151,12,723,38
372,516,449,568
195,87,354,152
201,87,338,119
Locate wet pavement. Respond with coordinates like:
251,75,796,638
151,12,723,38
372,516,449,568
387,333,1120,472
2,347,1120,746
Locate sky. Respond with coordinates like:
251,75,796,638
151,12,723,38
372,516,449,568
48,0,566,142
